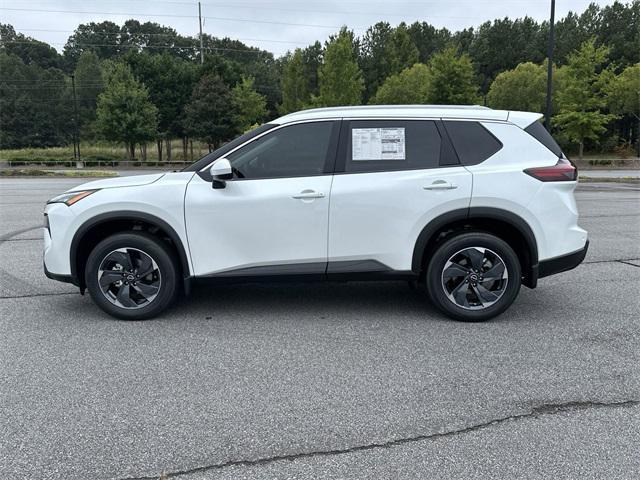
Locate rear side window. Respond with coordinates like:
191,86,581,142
443,121,502,166
524,120,564,158
345,120,441,173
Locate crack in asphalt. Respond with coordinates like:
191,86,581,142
120,399,639,480
618,260,640,268
583,258,640,265
0,291,76,299
0,225,41,243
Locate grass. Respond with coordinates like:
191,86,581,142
0,169,118,177
0,141,209,167
579,176,640,183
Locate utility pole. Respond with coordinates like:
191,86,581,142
544,0,556,131
198,2,204,65
70,74,82,169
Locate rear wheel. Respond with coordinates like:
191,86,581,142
85,232,178,320
425,232,521,322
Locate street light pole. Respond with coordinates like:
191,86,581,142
70,74,82,169
545,0,556,131
198,2,204,65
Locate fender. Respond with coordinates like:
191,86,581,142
70,211,191,289
411,207,539,287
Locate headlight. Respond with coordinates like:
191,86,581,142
47,190,98,206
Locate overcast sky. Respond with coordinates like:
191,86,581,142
1,0,618,57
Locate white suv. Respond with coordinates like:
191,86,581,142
44,105,588,322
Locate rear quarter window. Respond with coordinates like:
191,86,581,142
443,121,503,166
524,120,564,158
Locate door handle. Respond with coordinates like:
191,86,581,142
291,190,325,200
423,180,458,191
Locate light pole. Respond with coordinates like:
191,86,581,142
545,0,556,131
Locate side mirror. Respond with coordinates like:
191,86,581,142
209,158,233,189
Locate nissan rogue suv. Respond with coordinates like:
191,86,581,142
44,105,588,322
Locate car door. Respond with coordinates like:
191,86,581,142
327,119,472,274
185,120,340,276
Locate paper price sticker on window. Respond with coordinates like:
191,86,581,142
352,127,405,161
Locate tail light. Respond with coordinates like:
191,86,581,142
524,159,577,182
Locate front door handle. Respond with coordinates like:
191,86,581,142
423,180,458,191
292,190,325,200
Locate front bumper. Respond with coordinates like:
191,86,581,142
538,240,589,279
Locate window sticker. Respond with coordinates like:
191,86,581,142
352,127,405,161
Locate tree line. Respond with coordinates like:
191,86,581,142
0,1,638,160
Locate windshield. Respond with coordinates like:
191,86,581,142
182,123,277,172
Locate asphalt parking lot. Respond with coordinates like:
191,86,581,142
1,176,639,480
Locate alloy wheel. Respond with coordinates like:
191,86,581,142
97,247,161,309
441,246,509,310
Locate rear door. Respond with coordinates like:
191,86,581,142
327,119,472,274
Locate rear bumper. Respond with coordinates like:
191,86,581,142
538,240,589,279
44,261,77,286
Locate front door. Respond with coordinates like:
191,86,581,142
185,120,339,276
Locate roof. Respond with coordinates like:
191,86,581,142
273,105,541,128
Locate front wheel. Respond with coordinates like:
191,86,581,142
425,232,521,322
85,232,179,320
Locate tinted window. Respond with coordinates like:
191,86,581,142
525,120,564,158
444,121,502,166
226,122,335,179
345,120,441,173
184,123,276,172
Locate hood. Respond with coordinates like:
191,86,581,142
66,173,166,192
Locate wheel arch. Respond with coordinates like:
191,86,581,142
70,211,191,290
412,207,539,288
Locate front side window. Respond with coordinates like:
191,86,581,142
345,120,442,173
226,121,335,179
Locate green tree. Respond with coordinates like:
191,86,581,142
95,62,158,160
183,74,234,150
0,24,62,69
606,63,640,116
124,51,198,160
359,22,394,100
554,39,617,158
316,28,364,107
279,49,310,114
73,51,104,137
427,47,479,104
605,63,640,150
232,76,267,132
407,22,451,64
388,23,419,76
486,62,547,112
0,52,72,148
370,63,431,104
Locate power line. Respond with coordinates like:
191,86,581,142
6,28,311,46
0,7,368,29
2,40,272,54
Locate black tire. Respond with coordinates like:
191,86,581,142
425,232,521,322
85,232,179,320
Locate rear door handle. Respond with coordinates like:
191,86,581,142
423,180,458,191
291,190,325,200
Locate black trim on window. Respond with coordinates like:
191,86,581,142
435,120,460,166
